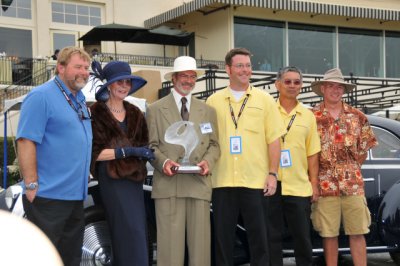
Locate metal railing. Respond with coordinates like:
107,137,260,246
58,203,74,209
0,57,54,112
161,70,400,114
94,53,225,69
0,53,224,112
2,54,400,114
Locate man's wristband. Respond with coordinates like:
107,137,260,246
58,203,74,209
268,172,278,178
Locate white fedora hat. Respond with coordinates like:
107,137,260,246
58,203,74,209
164,56,205,81
311,68,356,97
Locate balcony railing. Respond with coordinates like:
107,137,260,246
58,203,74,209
0,57,54,112
0,54,224,112
0,57,51,85
94,53,225,69
161,70,400,114
2,54,400,115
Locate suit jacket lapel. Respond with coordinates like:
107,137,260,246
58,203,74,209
161,93,181,125
189,97,205,125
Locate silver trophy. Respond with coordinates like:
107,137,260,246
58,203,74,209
164,121,202,174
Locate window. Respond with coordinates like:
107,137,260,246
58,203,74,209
385,31,400,78
234,17,285,72
339,28,382,77
288,23,335,75
0,27,32,57
0,0,31,19
51,1,101,26
52,32,77,51
370,127,400,159
234,17,395,77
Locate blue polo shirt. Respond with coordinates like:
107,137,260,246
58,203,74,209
17,76,92,200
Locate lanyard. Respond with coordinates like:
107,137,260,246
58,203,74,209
281,114,296,144
228,94,250,130
54,78,91,120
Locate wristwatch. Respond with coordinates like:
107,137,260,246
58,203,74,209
268,172,278,178
25,182,39,190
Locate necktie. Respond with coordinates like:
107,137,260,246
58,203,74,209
181,97,189,121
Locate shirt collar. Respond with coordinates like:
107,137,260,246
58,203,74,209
319,101,351,117
171,88,191,109
277,98,303,116
54,76,85,103
224,85,253,100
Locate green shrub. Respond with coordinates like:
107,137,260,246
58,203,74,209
0,137,17,166
0,137,19,187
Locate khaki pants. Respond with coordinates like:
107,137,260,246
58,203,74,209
155,197,210,266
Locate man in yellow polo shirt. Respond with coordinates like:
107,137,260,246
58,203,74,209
266,66,321,266
207,48,285,266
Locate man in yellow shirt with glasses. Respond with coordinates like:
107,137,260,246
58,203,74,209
266,66,321,266
207,48,285,266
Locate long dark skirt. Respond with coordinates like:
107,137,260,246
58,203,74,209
98,162,148,266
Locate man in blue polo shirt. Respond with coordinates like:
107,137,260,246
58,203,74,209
17,46,92,266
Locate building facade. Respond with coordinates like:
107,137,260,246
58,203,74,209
1,0,400,78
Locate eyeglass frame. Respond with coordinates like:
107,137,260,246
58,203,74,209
231,63,253,70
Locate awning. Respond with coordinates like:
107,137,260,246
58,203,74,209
79,23,192,46
144,0,400,28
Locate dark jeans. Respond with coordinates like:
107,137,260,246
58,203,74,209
212,187,269,266
23,195,84,266
265,181,313,266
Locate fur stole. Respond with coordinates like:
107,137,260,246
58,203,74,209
90,101,148,182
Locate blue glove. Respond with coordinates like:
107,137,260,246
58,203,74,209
115,146,155,161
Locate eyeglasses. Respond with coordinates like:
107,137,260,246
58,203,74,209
232,63,252,69
177,73,197,80
116,79,131,86
78,103,92,121
282,79,302,86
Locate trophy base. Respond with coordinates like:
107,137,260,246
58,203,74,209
173,165,202,174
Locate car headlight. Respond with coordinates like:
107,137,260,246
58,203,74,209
5,184,23,210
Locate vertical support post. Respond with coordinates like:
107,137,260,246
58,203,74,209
3,111,8,188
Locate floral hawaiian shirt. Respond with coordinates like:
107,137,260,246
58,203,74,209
312,102,378,196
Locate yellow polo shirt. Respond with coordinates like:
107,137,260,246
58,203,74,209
206,86,285,189
277,100,321,196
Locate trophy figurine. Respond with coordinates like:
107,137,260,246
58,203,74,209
164,121,202,174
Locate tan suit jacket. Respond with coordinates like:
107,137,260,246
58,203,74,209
147,92,220,265
146,93,220,201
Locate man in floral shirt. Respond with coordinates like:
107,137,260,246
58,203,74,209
311,68,377,266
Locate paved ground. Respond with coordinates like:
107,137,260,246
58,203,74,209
283,253,396,265
239,253,396,266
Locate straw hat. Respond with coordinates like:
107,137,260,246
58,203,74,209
311,68,356,97
164,56,205,81
91,61,147,102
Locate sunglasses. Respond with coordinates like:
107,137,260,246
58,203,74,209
78,103,92,121
282,79,302,86
116,79,131,86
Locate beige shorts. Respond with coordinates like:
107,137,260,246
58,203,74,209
311,195,371,237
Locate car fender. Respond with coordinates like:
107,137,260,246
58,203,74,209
378,180,400,247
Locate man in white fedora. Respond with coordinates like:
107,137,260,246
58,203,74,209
310,68,377,266
146,56,220,266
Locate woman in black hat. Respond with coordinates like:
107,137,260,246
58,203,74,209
89,60,154,266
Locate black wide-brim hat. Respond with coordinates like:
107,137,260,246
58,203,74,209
93,61,147,102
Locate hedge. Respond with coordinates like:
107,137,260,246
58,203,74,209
0,137,17,166
0,137,20,187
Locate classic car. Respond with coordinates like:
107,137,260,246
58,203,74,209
1,114,400,266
